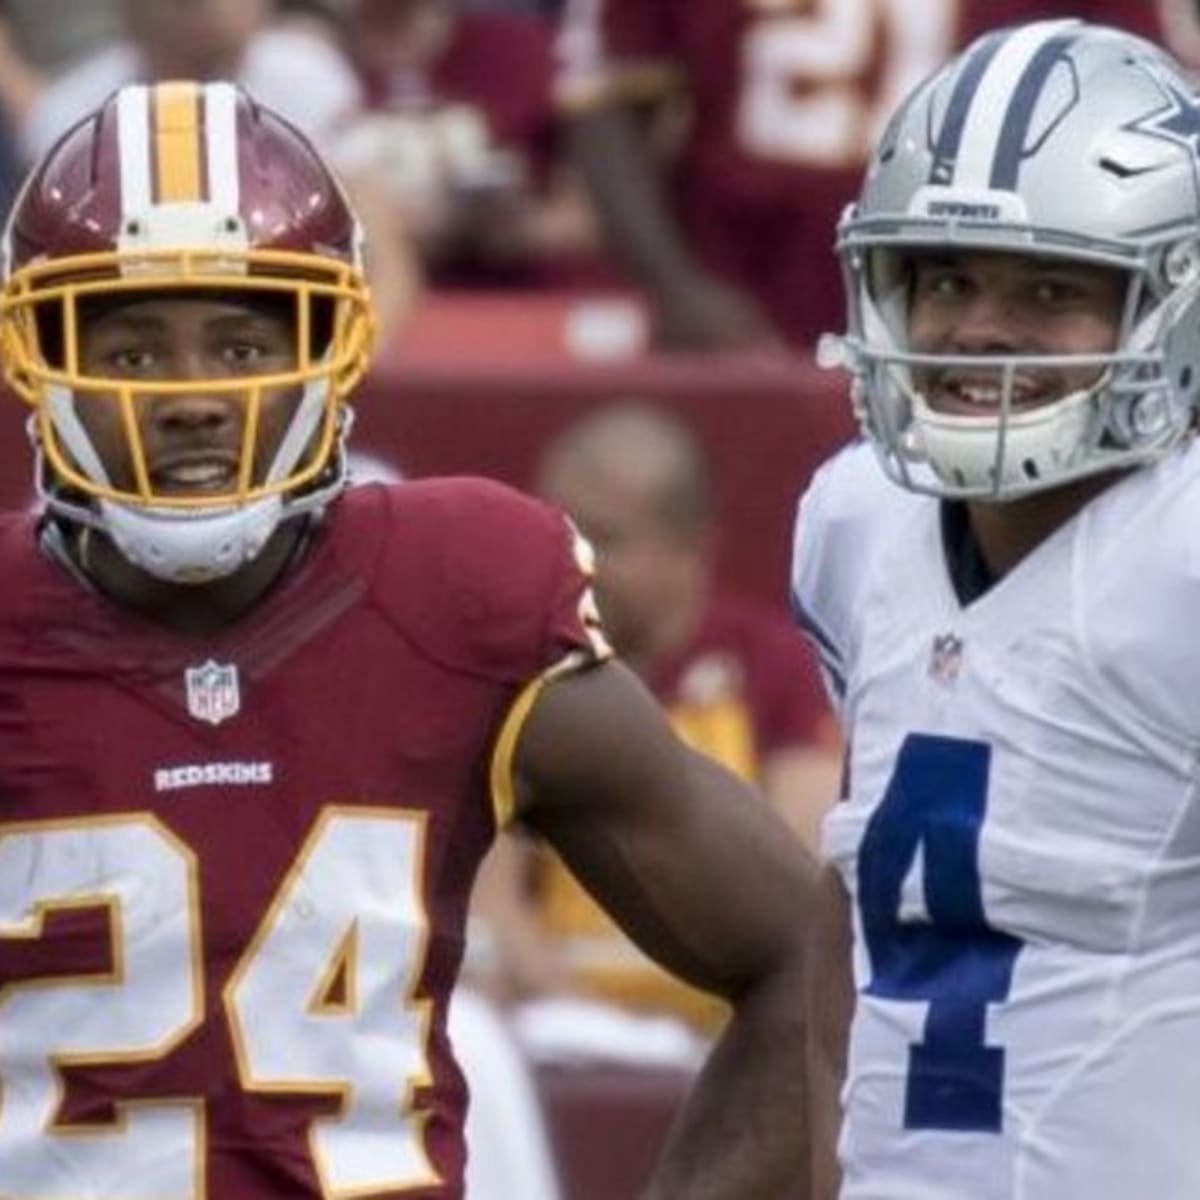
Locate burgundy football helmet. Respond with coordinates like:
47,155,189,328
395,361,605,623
0,80,375,582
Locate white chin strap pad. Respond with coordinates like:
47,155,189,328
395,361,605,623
98,496,286,584
910,389,1093,493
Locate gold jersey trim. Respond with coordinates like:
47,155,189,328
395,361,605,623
489,649,606,829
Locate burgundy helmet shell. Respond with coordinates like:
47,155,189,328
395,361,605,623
6,79,365,277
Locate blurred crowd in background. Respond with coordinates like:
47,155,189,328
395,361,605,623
1,0,1189,352
0,3,1194,1197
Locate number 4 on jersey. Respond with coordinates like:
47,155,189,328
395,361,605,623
857,734,1023,1132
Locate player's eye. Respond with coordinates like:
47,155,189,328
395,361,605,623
106,345,159,374
1031,278,1084,306
912,262,969,303
224,341,269,366
217,332,293,373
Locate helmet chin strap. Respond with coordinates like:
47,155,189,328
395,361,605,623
97,495,287,584
83,447,350,585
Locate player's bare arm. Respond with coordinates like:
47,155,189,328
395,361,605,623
511,657,816,1199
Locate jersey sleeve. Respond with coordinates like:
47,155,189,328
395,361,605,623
375,476,610,684
789,442,892,721
370,478,613,828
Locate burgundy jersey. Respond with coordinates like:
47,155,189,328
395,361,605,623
558,0,1166,345
0,478,606,1200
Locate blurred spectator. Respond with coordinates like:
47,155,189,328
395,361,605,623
474,402,840,1033
1,0,120,73
460,0,566,17
556,0,1170,353
0,112,21,225
0,4,41,125
22,0,355,160
335,0,600,286
18,0,420,340
275,0,343,22
1158,0,1200,68
0,4,42,220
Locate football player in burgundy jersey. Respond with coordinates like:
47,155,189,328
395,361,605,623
339,0,597,287
557,0,1168,351
0,81,825,1199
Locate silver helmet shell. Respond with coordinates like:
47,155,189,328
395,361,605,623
828,19,1200,500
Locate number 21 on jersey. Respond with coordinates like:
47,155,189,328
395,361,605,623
737,0,956,166
857,733,1024,1132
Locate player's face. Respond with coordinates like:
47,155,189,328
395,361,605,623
76,294,301,498
907,250,1125,414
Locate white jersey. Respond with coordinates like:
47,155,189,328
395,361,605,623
792,440,1200,1200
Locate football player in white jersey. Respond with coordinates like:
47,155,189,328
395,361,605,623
796,19,1200,1200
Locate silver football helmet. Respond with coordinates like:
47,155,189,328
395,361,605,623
822,19,1200,500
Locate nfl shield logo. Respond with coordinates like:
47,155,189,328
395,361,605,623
929,634,964,686
185,660,241,725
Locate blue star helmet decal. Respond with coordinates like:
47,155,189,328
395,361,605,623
1134,83,1200,156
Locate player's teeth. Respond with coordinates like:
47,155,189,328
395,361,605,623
162,463,231,484
960,386,999,406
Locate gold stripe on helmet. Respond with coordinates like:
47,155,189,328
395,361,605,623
153,82,204,204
